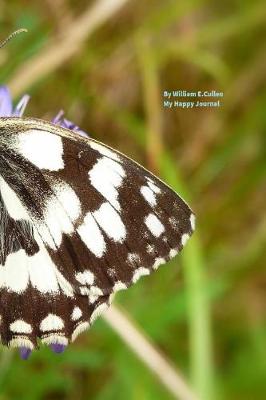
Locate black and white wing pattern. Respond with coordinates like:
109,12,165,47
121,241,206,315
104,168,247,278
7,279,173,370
0,117,195,353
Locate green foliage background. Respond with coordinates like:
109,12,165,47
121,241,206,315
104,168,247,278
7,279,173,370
0,0,265,399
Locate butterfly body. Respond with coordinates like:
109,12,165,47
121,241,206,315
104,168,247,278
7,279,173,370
0,117,195,352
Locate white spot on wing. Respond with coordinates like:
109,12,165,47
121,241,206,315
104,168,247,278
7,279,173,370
0,250,29,293
181,233,190,246
40,314,64,332
53,268,74,297
93,202,126,242
190,214,196,231
90,303,109,324
72,322,90,342
80,287,90,296
15,130,64,171
10,320,32,334
89,157,125,211
153,257,165,270
71,307,82,321
8,338,34,350
169,249,178,258
37,224,59,250
140,186,157,206
75,270,94,286
27,241,61,294
38,182,81,249
90,141,120,161
132,267,150,283
113,281,127,292
0,177,30,221
88,286,103,304
77,212,106,257
147,179,161,194
53,182,81,223
145,213,165,237
41,335,68,346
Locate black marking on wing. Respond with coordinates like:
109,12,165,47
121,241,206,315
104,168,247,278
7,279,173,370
0,192,39,265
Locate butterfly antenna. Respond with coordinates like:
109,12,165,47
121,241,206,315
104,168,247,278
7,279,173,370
0,28,28,49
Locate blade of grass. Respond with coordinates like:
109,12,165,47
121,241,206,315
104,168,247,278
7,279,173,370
136,35,163,173
104,306,199,400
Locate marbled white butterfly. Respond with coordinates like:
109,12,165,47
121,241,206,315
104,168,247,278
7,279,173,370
0,33,195,360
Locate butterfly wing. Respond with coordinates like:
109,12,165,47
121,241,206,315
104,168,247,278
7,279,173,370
0,117,195,349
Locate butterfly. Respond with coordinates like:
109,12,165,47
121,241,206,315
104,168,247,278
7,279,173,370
0,86,195,359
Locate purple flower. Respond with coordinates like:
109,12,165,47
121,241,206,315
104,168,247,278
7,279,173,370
19,347,32,361
0,85,88,359
0,86,30,117
52,110,89,137
50,343,66,354
0,85,88,137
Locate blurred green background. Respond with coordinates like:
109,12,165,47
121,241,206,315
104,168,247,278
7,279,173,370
0,0,265,399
